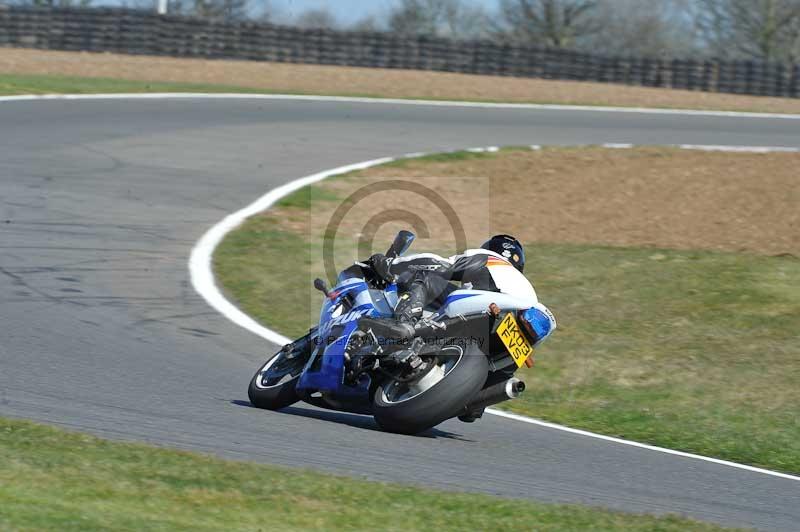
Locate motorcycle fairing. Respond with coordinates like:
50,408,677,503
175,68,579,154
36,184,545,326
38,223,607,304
296,277,396,393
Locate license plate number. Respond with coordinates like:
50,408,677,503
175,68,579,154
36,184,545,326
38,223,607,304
496,313,533,368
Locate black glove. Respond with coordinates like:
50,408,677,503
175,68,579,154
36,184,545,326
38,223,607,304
368,253,395,284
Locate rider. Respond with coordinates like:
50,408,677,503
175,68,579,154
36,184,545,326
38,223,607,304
360,234,556,345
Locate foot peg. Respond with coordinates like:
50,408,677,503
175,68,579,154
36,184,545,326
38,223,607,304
385,337,425,368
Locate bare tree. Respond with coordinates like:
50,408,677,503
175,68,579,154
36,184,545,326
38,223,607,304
120,0,156,9
388,0,489,39
218,0,249,21
253,0,279,23
9,0,92,6
446,1,490,38
792,16,800,59
294,7,338,29
170,0,249,21
493,0,599,48
389,0,446,35
695,0,800,61
350,15,384,32
579,0,699,57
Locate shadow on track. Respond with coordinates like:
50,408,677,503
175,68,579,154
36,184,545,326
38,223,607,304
230,400,471,441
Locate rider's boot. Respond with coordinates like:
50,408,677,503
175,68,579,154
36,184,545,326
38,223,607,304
357,282,425,341
357,316,415,341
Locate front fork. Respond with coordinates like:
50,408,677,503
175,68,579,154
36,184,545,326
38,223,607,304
281,327,317,361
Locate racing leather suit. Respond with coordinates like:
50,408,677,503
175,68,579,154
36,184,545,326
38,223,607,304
376,249,540,324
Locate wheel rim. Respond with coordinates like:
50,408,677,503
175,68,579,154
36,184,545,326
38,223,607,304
255,350,306,389
380,345,463,404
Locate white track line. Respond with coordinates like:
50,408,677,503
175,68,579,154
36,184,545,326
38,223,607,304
188,143,799,484
486,409,800,482
678,144,800,153
2,93,796,482
188,156,395,346
2,92,800,120
603,143,798,153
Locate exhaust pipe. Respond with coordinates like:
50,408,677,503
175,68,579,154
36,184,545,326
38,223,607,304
463,378,525,414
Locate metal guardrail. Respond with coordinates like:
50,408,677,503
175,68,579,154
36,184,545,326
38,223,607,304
1,6,798,98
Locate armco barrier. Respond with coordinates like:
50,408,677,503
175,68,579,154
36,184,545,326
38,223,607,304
1,6,798,98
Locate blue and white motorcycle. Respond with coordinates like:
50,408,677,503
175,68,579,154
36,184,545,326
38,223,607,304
248,231,542,434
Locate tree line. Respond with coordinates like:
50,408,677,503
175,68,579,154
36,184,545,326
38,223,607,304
5,0,800,63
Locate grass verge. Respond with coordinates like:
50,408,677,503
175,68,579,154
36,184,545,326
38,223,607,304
0,417,728,531
0,73,282,96
214,148,800,475
2,47,800,114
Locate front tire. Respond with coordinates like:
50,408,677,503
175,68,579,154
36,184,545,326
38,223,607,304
372,343,488,434
248,347,306,410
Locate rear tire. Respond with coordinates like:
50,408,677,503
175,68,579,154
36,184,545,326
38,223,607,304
248,348,305,410
372,343,488,435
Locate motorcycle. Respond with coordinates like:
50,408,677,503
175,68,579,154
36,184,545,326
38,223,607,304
248,230,541,434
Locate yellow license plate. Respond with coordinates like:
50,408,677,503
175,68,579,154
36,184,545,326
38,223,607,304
496,312,533,368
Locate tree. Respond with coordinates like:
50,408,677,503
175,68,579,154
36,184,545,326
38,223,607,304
169,0,249,21
493,0,599,48
202,0,249,21
254,0,279,23
793,16,800,59
10,0,92,6
350,14,385,33
579,0,699,57
294,7,338,29
695,0,800,62
388,0,489,39
120,0,155,9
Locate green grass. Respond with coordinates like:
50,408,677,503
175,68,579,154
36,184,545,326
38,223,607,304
1,73,794,116
277,184,343,210
0,73,583,107
384,150,496,168
214,181,800,476
0,73,551,104
0,73,283,96
0,417,728,531
512,244,800,473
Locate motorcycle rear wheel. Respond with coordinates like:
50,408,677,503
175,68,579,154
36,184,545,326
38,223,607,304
372,343,488,435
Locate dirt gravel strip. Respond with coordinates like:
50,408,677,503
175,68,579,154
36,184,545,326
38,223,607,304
192,141,800,483
2,48,800,114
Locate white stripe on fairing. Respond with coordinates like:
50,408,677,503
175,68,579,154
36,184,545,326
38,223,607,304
2,92,800,120
3,93,794,481
390,252,451,264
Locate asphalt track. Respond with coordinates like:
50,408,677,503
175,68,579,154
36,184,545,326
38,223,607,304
1,97,799,530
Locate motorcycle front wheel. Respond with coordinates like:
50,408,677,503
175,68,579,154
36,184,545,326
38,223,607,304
372,343,488,435
248,345,308,410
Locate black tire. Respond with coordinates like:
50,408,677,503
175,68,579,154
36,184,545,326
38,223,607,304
248,349,304,410
372,343,488,435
